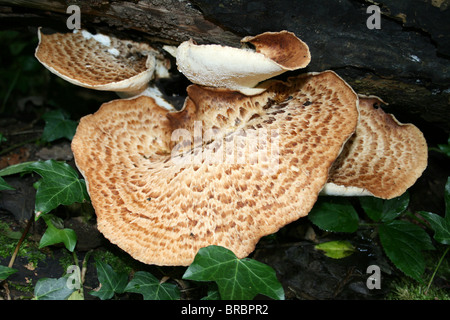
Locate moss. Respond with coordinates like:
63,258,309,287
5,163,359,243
92,249,134,275
0,220,47,268
10,279,34,294
58,249,76,273
387,277,450,300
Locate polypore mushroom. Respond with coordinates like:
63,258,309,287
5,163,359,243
323,96,428,199
35,28,171,98
71,70,359,266
175,30,311,95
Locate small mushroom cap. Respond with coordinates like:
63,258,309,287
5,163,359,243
175,31,310,95
71,71,358,266
35,28,168,94
323,96,428,199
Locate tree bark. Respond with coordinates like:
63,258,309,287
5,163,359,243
0,0,449,135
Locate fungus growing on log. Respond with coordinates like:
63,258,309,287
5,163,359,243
33,28,428,265
323,96,428,199
35,28,170,97
71,71,359,266
175,30,310,95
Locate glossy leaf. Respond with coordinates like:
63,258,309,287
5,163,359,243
360,192,409,222
315,240,356,259
39,214,77,252
0,161,34,177
125,271,180,300
90,260,128,300
183,245,284,300
433,136,450,157
34,276,75,300
41,109,78,142
379,220,434,281
27,160,89,215
0,265,17,280
419,177,450,245
308,197,359,232
0,176,14,191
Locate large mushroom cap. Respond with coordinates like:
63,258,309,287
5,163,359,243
175,30,311,95
71,71,359,266
323,96,428,199
35,28,169,95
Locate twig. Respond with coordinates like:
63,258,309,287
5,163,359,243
10,129,44,136
81,250,93,285
8,213,34,269
426,246,449,295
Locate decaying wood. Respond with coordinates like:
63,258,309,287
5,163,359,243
0,0,449,133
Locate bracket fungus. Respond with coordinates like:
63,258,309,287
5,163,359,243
323,96,428,199
71,71,359,266
35,28,171,98
33,27,427,266
175,31,311,95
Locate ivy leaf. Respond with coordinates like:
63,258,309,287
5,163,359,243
0,176,14,191
39,214,77,252
27,160,89,215
315,240,356,259
0,161,35,177
0,265,17,280
34,276,75,300
90,260,128,300
308,197,359,233
41,109,78,142
379,220,434,281
419,211,450,245
360,192,409,222
183,245,284,300
419,177,450,245
432,136,450,157
201,283,221,300
124,271,180,300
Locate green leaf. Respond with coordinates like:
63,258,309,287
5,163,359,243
419,211,450,245
445,177,450,215
379,220,434,281
183,245,284,300
41,109,78,142
201,284,221,300
124,271,180,300
315,240,356,259
433,136,450,157
0,265,17,280
0,133,6,144
0,176,14,191
360,192,409,222
27,160,89,215
0,161,35,177
34,276,75,300
39,214,77,252
419,177,450,245
90,260,128,300
308,197,359,233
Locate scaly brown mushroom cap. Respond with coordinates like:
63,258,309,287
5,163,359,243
35,28,168,95
324,96,428,199
71,71,358,266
